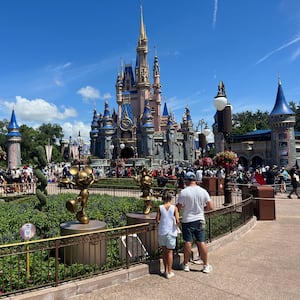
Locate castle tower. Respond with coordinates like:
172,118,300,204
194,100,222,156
90,108,99,156
181,107,195,161
166,115,176,163
269,79,296,168
100,101,115,160
152,53,162,131
6,109,22,169
141,99,155,157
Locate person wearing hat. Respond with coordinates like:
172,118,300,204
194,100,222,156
177,171,213,273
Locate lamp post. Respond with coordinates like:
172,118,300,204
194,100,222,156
120,142,125,157
109,144,115,160
197,120,211,158
213,81,233,206
77,131,84,170
117,142,125,178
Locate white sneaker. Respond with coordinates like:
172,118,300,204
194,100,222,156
202,264,212,273
166,272,175,279
182,263,190,272
192,258,203,265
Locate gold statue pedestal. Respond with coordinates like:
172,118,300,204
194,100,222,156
126,212,158,256
60,220,107,266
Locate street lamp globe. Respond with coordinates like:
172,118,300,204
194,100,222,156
203,124,211,137
120,143,125,150
213,96,228,111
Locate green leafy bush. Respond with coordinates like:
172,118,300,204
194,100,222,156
0,193,145,244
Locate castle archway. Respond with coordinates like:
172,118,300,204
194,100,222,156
238,156,248,168
120,147,134,159
251,156,263,168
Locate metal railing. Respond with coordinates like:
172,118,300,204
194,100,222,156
0,222,156,297
176,195,254,251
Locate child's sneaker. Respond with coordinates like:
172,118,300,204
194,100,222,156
182,263,190,272
166,272,175,279
202,264,212,273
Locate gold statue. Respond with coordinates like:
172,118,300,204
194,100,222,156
66,166,95,224
133,167,158,214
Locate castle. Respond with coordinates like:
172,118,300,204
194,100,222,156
89,6,195,165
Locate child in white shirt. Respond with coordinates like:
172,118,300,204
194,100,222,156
156,192,179,279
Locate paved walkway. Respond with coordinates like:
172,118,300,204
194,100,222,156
68,195,300,300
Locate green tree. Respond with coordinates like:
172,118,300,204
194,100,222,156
289,101,300,131
19,124,37,165
36,123,64,162
232,110,270,135
20,123,64,164
35,123,64,145
0,120,8,167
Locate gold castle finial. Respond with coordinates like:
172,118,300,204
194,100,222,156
139,1,147,41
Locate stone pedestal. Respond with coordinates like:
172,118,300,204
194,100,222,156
126,212,158,256
60,220,107,266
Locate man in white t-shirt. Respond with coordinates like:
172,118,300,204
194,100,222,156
177,171,213,273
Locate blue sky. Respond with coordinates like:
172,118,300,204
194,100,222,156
0,0,300,143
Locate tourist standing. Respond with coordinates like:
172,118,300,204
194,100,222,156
156,192,179,279
288,168,300,199
177,171,213,273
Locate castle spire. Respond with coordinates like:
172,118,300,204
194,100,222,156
139,2,147,42
270,79,294,116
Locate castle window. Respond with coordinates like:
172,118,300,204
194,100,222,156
278,133,287,140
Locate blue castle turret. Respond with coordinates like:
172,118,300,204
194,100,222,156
269,79,296,168
6,109,22,169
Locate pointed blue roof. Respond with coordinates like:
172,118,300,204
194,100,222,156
186,106,192,121
270,81,294,116
103,101,110,118
122,64,135,87
8,109,19,129
142,99,154,128
143,99,151,116
162,102,169,116
7,109,21,137
167,115,173,127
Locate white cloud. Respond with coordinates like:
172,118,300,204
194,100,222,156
291,47,300,61
103,92,112,100
61,121,91,143
54,79,64,87
48,62,72,72
212,0,218,29
256,34,300,64
77,86,100,100
1,96,77,123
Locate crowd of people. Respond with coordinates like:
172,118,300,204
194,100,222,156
1,159,299,198
151,163,299,195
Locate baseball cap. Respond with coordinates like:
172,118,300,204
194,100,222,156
184,171,196,181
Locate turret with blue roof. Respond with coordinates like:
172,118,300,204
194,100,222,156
269,78,296,169
142,99,154,128
270,78,294,116
7,109,21,137
6,109,22,169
